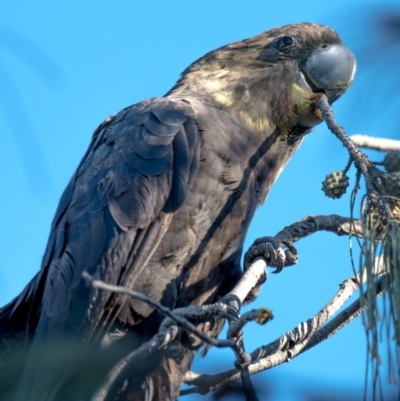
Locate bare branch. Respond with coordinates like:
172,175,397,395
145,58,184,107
245,215,365,274
273,214,364,243
250,274,360,362
350,135,400,152
318,95,374,191
302,276,385,352
182,258,387,396
317,95,390,201
230,258,267,303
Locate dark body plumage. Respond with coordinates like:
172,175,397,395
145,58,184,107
0,23,355,400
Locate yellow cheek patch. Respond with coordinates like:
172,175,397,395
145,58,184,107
291,83,313,113
212,91,234,107
276,112,297,139
239,110,271,132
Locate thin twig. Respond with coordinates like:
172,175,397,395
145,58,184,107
350,135,400,152
317,95,375,194
83,273,239,350
160,302,233,331
228,309,273,340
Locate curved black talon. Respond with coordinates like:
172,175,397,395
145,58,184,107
245,236,298,274
272,240,298,273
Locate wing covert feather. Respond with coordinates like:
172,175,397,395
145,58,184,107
31,97,201,337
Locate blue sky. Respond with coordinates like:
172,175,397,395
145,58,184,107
1,1,398,400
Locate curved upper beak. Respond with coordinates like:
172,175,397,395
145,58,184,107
304,44,356,104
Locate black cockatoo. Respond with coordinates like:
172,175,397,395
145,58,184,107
0,23,355,401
